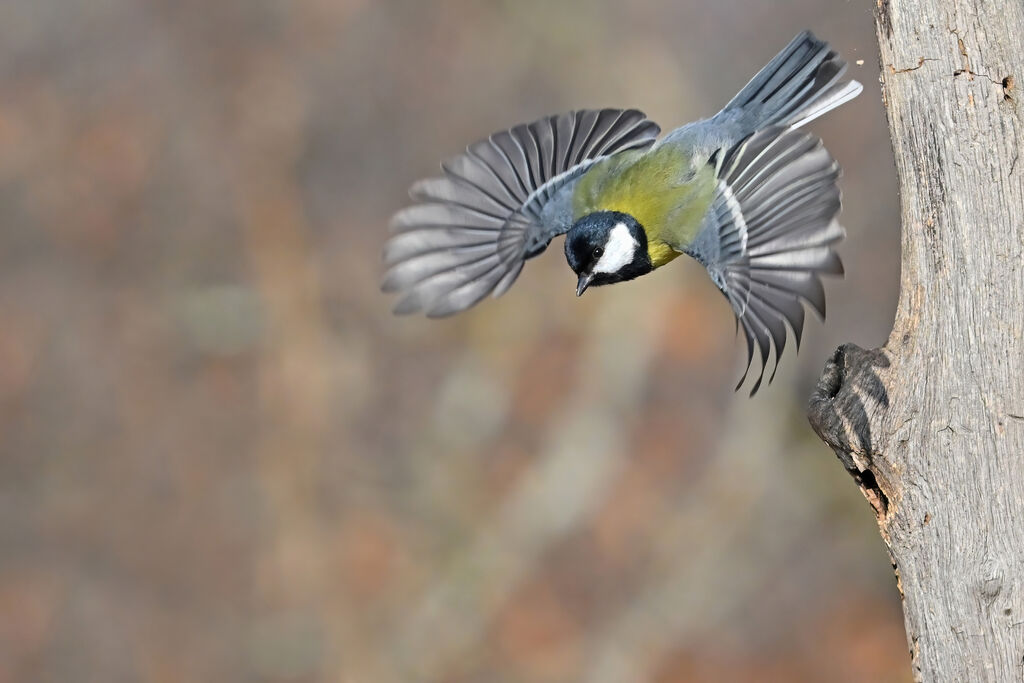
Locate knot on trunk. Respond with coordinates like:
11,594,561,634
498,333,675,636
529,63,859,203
807,343,893,518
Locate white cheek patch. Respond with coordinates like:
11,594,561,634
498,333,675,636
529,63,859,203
593,223,638,274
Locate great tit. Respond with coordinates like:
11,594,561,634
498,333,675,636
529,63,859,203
383,31,862,394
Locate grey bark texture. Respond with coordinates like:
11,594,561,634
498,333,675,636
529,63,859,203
806,1,1024,681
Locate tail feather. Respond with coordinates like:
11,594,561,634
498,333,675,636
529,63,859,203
686,126,845,395
719,30,863,130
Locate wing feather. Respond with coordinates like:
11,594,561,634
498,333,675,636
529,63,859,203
686,127,845,394
383,109,661,316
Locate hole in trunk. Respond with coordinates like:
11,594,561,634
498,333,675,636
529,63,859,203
856,468,890,519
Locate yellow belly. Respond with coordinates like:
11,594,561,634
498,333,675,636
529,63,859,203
648,239,681,268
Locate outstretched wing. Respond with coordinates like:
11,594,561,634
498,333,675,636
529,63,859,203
686,127,845,395
382,109,661,317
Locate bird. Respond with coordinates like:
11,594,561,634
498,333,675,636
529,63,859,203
382,31,862,394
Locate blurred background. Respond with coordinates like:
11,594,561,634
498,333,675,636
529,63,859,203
0,1,908,681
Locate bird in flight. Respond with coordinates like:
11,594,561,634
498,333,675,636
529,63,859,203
383,31,862,394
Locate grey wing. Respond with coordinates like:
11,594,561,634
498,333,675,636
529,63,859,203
382,109,661,317
686,127,845,395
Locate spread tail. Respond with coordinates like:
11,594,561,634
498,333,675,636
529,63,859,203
718,31,862,130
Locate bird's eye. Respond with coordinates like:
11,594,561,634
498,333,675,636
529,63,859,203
593,247,603,258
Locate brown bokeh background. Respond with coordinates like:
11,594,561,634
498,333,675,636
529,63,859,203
0,1,910,681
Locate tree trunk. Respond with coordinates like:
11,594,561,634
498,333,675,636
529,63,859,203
806,2,1024,681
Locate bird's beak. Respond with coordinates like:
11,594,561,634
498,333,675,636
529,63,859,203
576,273,592,297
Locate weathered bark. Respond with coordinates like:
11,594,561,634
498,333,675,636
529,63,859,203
807,2,1024,681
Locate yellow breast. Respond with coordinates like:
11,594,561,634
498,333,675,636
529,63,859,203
647,239,681,268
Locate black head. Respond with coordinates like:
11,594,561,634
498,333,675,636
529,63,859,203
564,211,652,295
